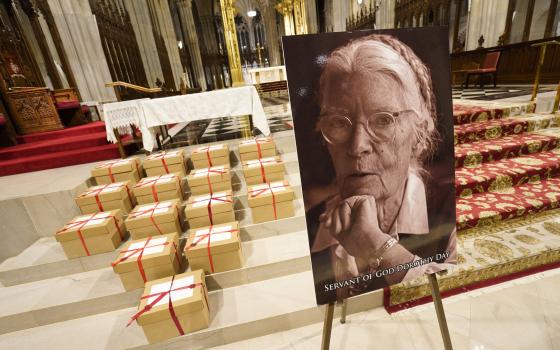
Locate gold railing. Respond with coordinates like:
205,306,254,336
530,40,560,104
105,81,162,102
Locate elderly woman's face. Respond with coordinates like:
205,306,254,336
321,73,418,200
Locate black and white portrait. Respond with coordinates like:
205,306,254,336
283,27,457,305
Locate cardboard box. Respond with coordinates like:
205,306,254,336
95,169,141,185
242,156,285,185
248,181,295,223
131,270,209,343
126,200,182,239
191,144,230,169
92,158,142,185
187,165,231,195
184,222,243,274
75,181,135,214
239,137,276,162
55,210,126,259
112,233,182,291
185,191,235,229
133,174,184,204
143,150,186,177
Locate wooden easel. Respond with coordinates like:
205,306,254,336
321,273,453,350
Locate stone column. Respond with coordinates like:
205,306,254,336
293,0,307,34
151,0,184,90
276,1,295,36
332,0,347,32
305,0,318,34
177,0,207,90
259,1,281,66
376,0,396,29
123,0,163,87
220,0,244,86
466,0,509,50
46,0,116,102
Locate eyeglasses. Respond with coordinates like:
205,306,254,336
318,110,415,145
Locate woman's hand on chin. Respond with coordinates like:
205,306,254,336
319,195,391,261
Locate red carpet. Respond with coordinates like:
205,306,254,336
386,101,560,312
454,133,560,168
455,150,560,197
453,104,505,125
454,118,528,144
0,122,133,176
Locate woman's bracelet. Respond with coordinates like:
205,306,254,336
367,237,398,270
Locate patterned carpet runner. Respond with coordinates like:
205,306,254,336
386,100,560,311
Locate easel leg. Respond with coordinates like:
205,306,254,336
428,273,453,350
321,303,335,350
340,299,348,324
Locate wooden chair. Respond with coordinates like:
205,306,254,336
51,88,88,126
5,87,63,135
463,51,501,89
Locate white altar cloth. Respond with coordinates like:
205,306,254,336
103,86,270,151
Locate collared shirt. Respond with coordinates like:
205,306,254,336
310,169,456,295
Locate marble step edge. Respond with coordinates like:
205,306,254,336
131,273,384,350
0,170,305,274
0,204,307,286
454,150,560,194
0,230,312,334
0,272,384,350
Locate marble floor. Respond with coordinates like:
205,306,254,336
208,267,560,350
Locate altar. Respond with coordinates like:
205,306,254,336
103,85,270,152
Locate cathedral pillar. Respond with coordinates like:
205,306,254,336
219,0,244,86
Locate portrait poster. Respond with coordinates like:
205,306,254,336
282,27,456,305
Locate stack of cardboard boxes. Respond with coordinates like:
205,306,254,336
133,174,184,204
91,158,142,185
75,181,135,214
143,150,186,177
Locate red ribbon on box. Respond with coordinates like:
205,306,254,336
243,137,270,159
192,193,233,225
112,236,181,282
134,175,183,202
56,212,123,256
194,146,217,167
79,183,133,212
148,151,179,174
192,167,228,194
246,157,278,183
250,183,286,220
129,201,177,235
127,275,210,335
98,159,139,183
186,225,239,273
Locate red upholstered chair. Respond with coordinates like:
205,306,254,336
51,88,88,126
463,51,501,89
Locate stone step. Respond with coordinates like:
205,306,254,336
0,151,305,287
0,272,384,350
0,202,306,287
454,132,560,168
0,230,310,334
0,131,299,265
455,150,560,198
453,104,506,125
452,99,536,117
456,177,560,231
453,113,558,146
454,118,529,145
